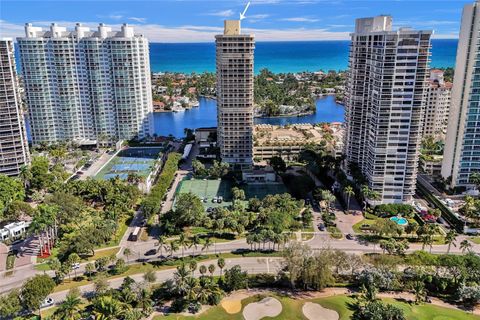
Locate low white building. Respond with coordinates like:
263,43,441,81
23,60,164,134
0,221,30,242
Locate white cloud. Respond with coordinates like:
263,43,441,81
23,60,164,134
129,17,147,23
280,17,319,22
206,9,234,17
248,14,270,19
109,15,123,20
395,20,457,27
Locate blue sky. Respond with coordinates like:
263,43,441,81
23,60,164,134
0,0,472,42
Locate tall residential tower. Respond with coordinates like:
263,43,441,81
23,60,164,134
441,0,480,189
18,23,153,146
0,39,30,176
215,20,255,169
423,70,451,140
344,16,432,204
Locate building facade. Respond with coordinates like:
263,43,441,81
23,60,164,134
215,20,255,169
18,23,153,146
0,39,30,176
344,16,432,204
441,0,480,189
423,70,452,140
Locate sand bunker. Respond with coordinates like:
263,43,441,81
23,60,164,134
302,302,339,320
243,297,282,320
221,291,250,314
222,300,242,314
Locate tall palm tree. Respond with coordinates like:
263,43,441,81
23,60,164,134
178,234,189,258
445,230,457,254
156,235,167,258
54,291,82,320
344,185,355,212
202,237,213,255
217,258,226,278
460,239,472,253
190,234,201,256
169,240,179,257
123,248,132,263
19,165,32,190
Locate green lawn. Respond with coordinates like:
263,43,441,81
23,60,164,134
470,237,480,245
328,226,343,239
154,293,479,320
6,253,15,270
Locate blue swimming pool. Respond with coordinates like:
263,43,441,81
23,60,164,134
390,216,409,226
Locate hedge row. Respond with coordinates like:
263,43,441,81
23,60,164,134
141,152,182,219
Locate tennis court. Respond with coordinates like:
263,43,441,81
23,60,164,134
95,147,163,181
176,178,287,208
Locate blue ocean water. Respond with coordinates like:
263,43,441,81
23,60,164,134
150,39,458,74
153,95,344,137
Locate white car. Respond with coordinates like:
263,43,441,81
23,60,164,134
41,297,54,308
72,262,80,270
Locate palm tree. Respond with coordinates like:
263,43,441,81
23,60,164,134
19,165,32,190
178,234,189,258
123,248,132,263
344,185,355,212
469,172,480,190
54,290,82,320
169,240,180,257
92,296,125,320
445,230,457,254
460,239,472,253
156,235,167,258
208,264,216,278
217,258,226,278
190,234,201,256
173,264,190,295
202,237,213,255
199,265,207,277
136,288,153,316
189,260,198,273
185,277,199,301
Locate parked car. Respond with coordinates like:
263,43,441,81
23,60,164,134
318,223,326,231
346,233,354,240
72,262,80,270
41,297,54,308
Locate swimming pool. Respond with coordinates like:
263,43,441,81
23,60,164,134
390,216,409,226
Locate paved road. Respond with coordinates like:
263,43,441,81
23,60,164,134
47,257,283,304
162,170,189,213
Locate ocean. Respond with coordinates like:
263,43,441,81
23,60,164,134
149,39,458,74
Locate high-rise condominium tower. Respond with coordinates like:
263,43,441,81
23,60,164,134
441,0,480,189
215,20,255,169
18,23,153,146
0,39,30,176
344,16,432,204
423,70,451,140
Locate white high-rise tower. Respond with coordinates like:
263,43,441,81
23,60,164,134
344,16,432,204
18,23,153,146
441,0,480,189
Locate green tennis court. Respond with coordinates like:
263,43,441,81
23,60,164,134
176,178,287,208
